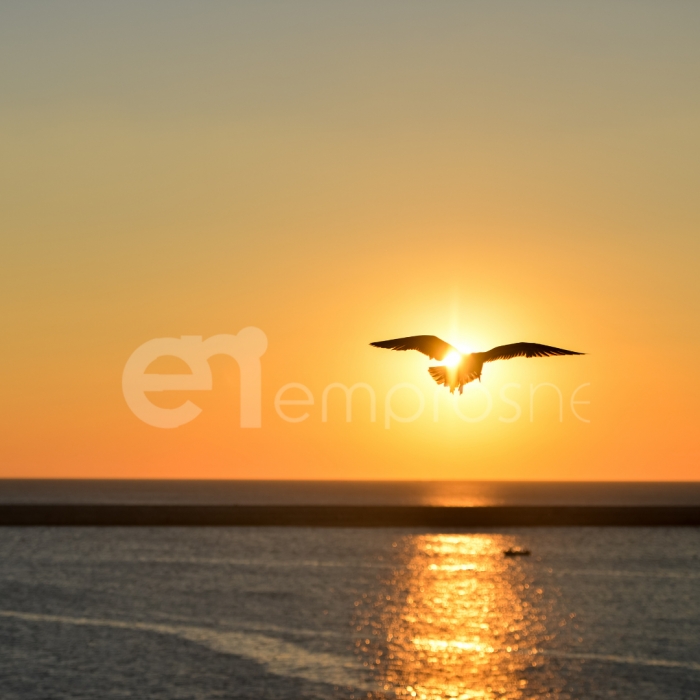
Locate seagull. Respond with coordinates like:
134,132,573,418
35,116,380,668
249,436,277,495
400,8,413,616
370,335,584,394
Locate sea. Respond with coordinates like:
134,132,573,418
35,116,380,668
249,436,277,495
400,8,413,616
0,481,698,700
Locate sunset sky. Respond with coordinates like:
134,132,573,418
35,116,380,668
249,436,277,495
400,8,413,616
1,2,699,480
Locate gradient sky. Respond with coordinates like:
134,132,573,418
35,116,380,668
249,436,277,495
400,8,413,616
1,2,699,480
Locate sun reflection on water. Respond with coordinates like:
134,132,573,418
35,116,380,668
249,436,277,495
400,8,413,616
353,534,559,700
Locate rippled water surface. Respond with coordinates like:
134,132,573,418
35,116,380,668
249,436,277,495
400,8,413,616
0,527,698,699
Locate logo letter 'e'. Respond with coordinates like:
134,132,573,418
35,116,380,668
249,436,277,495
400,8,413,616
122,327,267,428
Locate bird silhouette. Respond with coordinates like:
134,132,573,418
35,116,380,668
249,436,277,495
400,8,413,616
370,335,584,394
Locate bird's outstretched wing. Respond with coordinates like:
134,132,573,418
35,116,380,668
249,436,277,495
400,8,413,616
481,342,584,363
370,335,459,361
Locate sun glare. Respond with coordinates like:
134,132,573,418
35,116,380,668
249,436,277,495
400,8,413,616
443,351,461,368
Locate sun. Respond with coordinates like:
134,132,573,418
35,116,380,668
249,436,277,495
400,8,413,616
443,351,462,368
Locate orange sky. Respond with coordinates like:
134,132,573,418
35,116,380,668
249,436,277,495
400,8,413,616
1,2,699,480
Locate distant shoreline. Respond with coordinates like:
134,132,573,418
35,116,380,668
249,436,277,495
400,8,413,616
1,505,699,527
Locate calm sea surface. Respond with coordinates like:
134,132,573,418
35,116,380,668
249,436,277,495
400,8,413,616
0,525,698,699
2,480,700,506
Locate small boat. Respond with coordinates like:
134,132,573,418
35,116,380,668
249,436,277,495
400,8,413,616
503,547,531,557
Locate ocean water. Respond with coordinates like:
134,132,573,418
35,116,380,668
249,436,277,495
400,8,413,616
2,480,700,506
0,526,698,699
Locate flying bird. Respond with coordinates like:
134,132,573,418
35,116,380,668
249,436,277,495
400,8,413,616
370,335,584,394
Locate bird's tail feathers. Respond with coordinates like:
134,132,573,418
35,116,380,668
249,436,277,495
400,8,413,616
429,365,479,394
428,366,445,382
428,366,457,393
